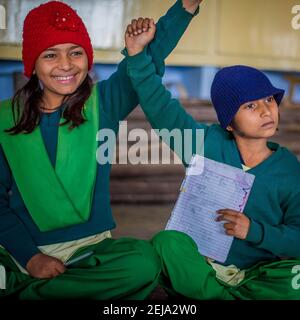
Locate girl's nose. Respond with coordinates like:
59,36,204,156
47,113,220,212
58,55,72,70
260,101,271,116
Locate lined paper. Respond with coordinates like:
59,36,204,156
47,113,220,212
166,155,255,263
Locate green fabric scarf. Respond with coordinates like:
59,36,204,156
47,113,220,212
0,84,99,232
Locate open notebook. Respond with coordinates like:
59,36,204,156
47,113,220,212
166,155,255,263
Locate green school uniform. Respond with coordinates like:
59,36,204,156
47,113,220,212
126,48,300,299
0,85,161,300
0,1,198,300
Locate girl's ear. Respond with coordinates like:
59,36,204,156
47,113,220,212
33,70,36,75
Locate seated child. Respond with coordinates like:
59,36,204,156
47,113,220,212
124,18,300,300
0,0,200,299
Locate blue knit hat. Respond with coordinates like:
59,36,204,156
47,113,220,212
210,65,285,129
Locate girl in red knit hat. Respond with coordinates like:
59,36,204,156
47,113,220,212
0,0,201,299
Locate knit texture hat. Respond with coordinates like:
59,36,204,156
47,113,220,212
22,1,93,78
210,65,285,129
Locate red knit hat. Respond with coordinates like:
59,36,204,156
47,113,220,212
22,1,93,78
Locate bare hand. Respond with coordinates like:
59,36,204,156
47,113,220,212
125,17,156,56
26,253,66,279
216,209,250,239
182,0,204,14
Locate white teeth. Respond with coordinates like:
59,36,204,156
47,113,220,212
54,75,74,80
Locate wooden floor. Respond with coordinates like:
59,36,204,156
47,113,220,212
111,205,173,240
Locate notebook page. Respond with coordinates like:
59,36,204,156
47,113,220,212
166,155,255,263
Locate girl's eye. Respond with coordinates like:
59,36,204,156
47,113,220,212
266,96,274,103
43,53,56,59
245,103,256,110
71,51,83,56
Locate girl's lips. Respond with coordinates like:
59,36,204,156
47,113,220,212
261,121,275,128
52,74,77,84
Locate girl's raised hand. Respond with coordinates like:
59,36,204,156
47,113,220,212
125,18,156,56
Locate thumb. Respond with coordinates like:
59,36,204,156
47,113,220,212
149,18,156,30
149,19,156,37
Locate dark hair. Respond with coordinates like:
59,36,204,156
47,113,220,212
5,74,93,134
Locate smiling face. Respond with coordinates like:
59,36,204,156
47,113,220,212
227,96,279,139
34,43,88,105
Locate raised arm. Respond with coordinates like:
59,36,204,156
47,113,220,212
124,21,208,165
100,0,202,123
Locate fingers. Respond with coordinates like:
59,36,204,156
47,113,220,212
216,213,238,223
55,261,66,274
223,222,234,230
216,214,237,223
215,209,250,240
37,261,66,279
41,261,65,279
137,17,144,32
34,269,59,279
127,17,153,37
216,209,241,222
43,263,65,279
217,209,241,216
126,24,133,37
142,18,150,31
131,19,138,35
224,229,235,236
131,18,144,35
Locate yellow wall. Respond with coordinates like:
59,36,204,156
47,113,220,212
1,0,300,71
136,0,300,71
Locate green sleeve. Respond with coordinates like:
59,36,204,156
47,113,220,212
127,48,208,166
246,192,300,258
99,0,200,123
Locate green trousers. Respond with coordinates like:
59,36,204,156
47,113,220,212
0,237,161,300
151,230,300,300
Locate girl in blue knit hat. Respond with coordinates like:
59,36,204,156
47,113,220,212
124,24,300,299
